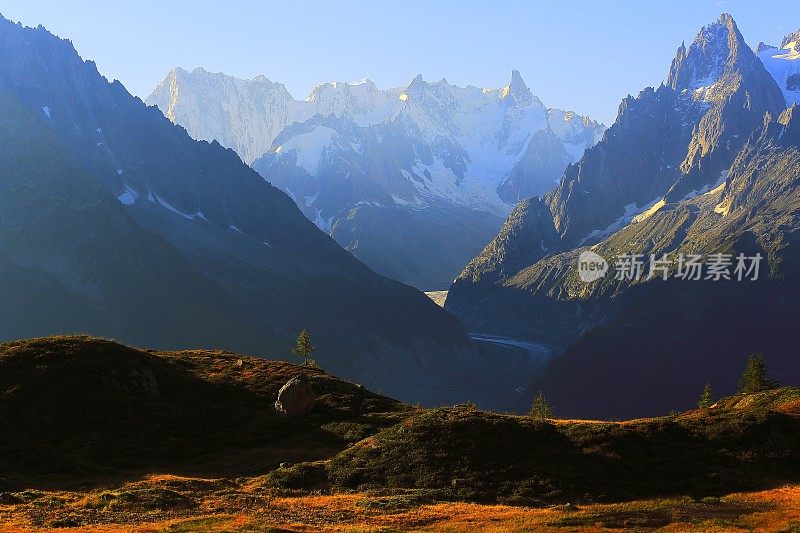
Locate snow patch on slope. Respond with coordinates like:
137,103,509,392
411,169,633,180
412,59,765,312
682,170,729,201
313,209,334,231
581,198,663,244
151,69,606,218
758,38,800,106
153,193,207,221
274,126,336,175
117,185,138,206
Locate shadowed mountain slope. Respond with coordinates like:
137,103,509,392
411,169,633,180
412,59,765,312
446,15,800,418
0,16,478,405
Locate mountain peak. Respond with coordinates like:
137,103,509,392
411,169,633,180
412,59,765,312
407,74,427,89
716,12,735,28
500,69,533,105
402,74,430,99
667,13,749,92
304,78,382,113
780,29,800,50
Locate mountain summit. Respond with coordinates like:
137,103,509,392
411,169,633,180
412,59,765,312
500,69,535,105
667,14,745,93
446,14,799,417
149,70,604,288
0,15,481,404
665,12,785,201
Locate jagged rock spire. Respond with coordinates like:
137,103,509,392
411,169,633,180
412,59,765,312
780,29,800,49
500,69,533,105
667,13,746,92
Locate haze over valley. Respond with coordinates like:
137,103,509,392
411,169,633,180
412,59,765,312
1,3,800,531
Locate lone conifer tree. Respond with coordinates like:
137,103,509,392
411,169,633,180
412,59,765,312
292,329,315,367
698,382,714,408
529,392,554,420
737,353,778,394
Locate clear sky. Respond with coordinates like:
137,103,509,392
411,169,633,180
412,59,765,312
2,0,796,124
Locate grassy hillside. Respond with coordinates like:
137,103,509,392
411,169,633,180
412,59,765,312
304,389,799,505
1,336,799,531
0,336,408,487
3,481,800,531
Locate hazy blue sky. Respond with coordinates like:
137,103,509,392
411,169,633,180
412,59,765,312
2,0,796,124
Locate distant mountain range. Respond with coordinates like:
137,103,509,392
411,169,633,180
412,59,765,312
147,70,605,288
447,15,800,418
2,11,798,421
758,30,800,106
0,15,486,406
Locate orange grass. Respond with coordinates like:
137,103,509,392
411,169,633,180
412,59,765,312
2,483,799,532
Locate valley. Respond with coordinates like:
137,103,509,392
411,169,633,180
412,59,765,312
446,14,800,418
3,10,795,419
0,6,799,531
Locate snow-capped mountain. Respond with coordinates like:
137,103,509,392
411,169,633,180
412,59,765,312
147,68,406,165
0,15,483,406
447,14,796,417
147,70,604,288
758,29,800,106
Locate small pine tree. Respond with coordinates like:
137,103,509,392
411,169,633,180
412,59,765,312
292,328,316,366
529,392,554,420
698,382,714,409
737,353,778,394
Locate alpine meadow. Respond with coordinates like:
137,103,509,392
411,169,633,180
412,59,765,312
1,2,800,531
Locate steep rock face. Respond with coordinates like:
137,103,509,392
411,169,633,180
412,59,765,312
534,110,800,418
546,85,704,247
251,114,507,288
305,78,401,122
454,107,800,417
665,14,786,201
0,92,265,349
147,70,402,166
452,197,561,289
445,14,800,417
150,69,604,288
450,13,787,327
0,17,480,405
446,197,565,336
147,68,296,165
497,109,606,203
544,14,783,249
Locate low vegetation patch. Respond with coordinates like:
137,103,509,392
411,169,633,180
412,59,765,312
325,389,800,504
1,335,800,531
0,336,408,487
